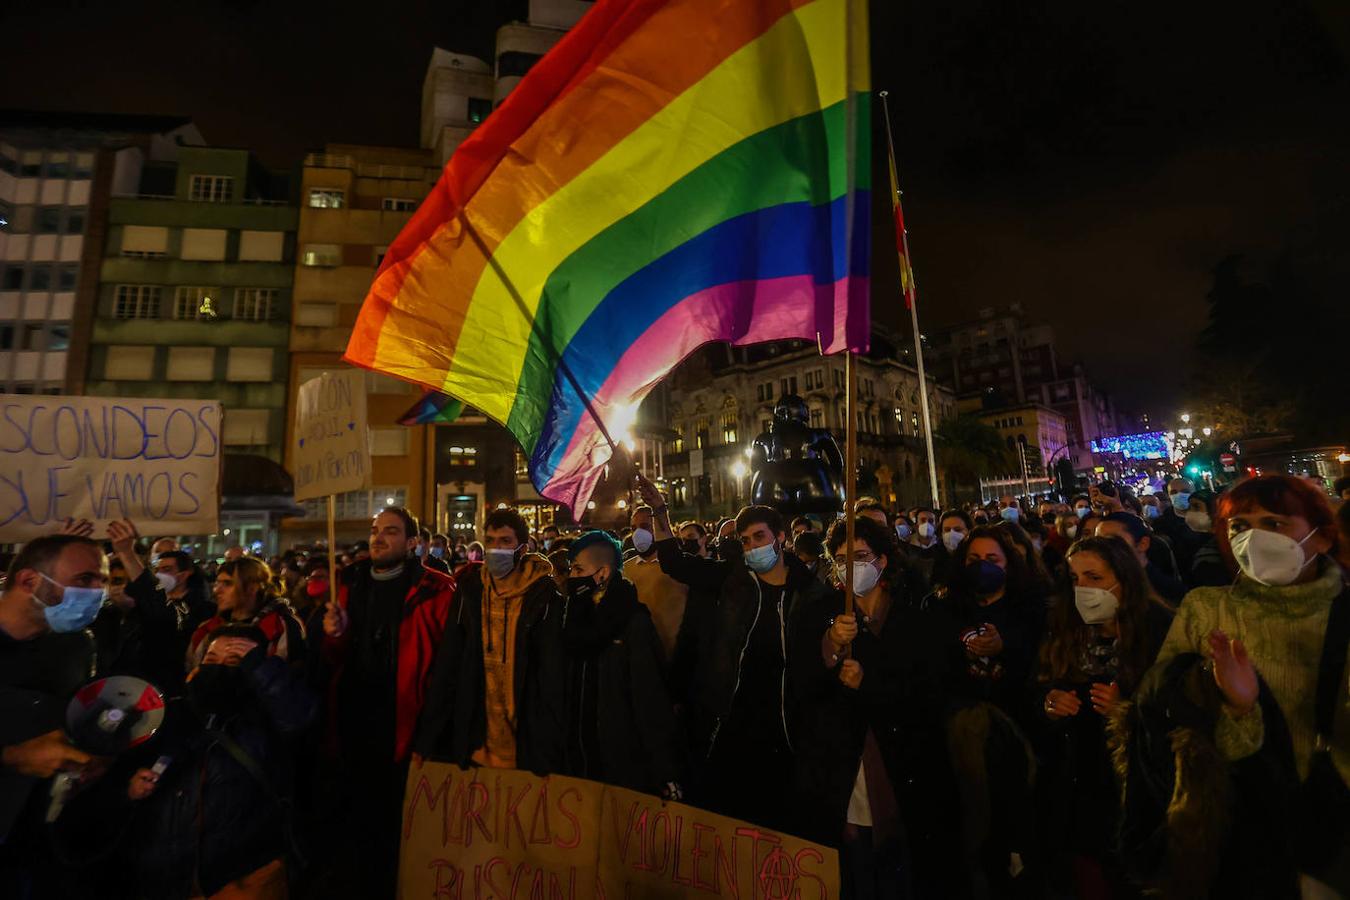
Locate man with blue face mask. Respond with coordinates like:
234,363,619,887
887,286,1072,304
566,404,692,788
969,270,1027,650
0,534,106,856
634,471,833,834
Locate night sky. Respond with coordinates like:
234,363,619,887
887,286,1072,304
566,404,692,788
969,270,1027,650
4,0,1347,417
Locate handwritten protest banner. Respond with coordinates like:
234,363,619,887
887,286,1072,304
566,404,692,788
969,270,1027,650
292,370,370,503
0,395,221,541
400,764,839,900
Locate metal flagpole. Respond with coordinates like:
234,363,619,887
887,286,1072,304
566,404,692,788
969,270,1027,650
844,350,857,617
880,90,941,511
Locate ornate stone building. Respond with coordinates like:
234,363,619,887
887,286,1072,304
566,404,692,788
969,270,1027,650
654,329,957,521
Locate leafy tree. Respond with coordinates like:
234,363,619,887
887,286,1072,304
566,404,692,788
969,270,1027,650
934,415,1015,503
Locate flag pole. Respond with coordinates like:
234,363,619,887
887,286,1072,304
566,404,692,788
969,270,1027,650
880,90,941,511
843,349,857,617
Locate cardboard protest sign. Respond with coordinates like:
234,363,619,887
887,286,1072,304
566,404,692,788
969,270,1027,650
0,395,221,541
292,370,370,503
400,764,839,900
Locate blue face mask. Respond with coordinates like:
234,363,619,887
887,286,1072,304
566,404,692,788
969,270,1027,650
1075,507,1090,520
1000,507,1020,523
429,546,446,559
895,523,912,540
964,559,1007,596
35,573,106,633
743,542,780,574
1171,492,1191,512
1143,505,1160,520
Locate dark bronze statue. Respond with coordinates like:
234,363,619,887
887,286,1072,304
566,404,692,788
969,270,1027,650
749,395,845,519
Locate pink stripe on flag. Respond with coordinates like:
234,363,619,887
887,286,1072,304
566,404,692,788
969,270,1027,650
542,274,869,514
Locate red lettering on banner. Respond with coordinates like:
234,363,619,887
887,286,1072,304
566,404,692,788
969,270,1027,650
648,809,672,875
428,859,463,900
615,800,642,863
527,782,553,845
714,831,739,899
670,815,692,887
484,857,511,898
446,778,469,846
465,780,493,846
404,773,452,844
554,787,583,850
504,781,531,849
691,823,717,892
510,861,529,898
794,847,829,900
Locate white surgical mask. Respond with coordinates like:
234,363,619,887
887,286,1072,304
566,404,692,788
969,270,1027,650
942,529,965,552
155,571,179,594
840,560,882,597
1230,527,1317,586
1184,510,1212,533
631,528,654,554
1074,585,1119,625
1065,525,1079,539
918,522,936,539
485,548,518,579
1171,491,1192,512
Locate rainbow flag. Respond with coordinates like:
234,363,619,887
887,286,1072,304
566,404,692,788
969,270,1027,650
345,0,872,514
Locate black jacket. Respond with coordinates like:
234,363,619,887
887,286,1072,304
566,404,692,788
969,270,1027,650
790,580,962,866
98,649,318,898
412,565,564,770
556,576,682,793
655,539,834,758
119,569,216,693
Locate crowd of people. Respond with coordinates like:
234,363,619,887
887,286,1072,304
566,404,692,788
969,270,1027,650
2,471,1349,899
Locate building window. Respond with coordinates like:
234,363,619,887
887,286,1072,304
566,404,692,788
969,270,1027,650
28,266,51,291
0,325,13,349
104,346,154,380
447,445,478,466
45,155,69,178
225,347,273,382
189,175,233,203
834,369,845,389
114,285,161,319
223,409,270,445
166,347,214,381
20,324,44,350
381,197,416,212
296,302,338,327
810,407,824,428
308,188,345,209
779,376,797,396
371,428,409,457
497,51,543,78
73,153,94,179
19,152,41,177
37,207,61,234
721,410,738,445
66,210,85,234
756,382,772,402
238,230,285,262
301,244,341,267
233,288,277,321
694,417,710,449
56,264,78,292
47,325,69,351
121,225,169,258
174,286,219,320
180,228,227,261
468,97,492,124
670,426,684,455
1,266,23,290
912,412,921,436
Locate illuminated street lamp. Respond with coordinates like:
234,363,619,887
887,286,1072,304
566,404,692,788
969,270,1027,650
730,459,748,502
1180,413,1191,424
1203,427,1212,437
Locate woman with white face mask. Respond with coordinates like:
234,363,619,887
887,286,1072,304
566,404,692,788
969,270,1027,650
793,515,959,896
1119,475,1350,896
1037,537,1174,898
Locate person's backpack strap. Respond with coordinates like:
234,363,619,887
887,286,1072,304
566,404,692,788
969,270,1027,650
1314,585,1350,747
208,728,307,870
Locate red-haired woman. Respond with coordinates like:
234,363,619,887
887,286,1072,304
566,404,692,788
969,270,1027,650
1116,474,1350,898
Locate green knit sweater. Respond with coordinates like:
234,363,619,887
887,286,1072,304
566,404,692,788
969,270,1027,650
1154,559,1348,780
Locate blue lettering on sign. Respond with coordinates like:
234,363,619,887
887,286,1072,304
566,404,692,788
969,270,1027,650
0,399,222,534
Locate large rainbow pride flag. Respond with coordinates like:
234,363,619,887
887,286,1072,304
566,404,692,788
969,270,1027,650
344,0,872,514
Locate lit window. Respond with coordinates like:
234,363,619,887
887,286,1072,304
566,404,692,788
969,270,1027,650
309,189,345,209
174,286,219,320
301,244,341,267
189,175,233,202
114,285,161,319
447,445,478,466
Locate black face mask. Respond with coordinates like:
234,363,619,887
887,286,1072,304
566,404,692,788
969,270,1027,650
189,664,248,717
567,572,603,603
679,539,702,555
1041,512,1057,525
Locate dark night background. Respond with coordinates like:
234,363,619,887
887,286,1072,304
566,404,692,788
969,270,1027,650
4,0,1347,419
